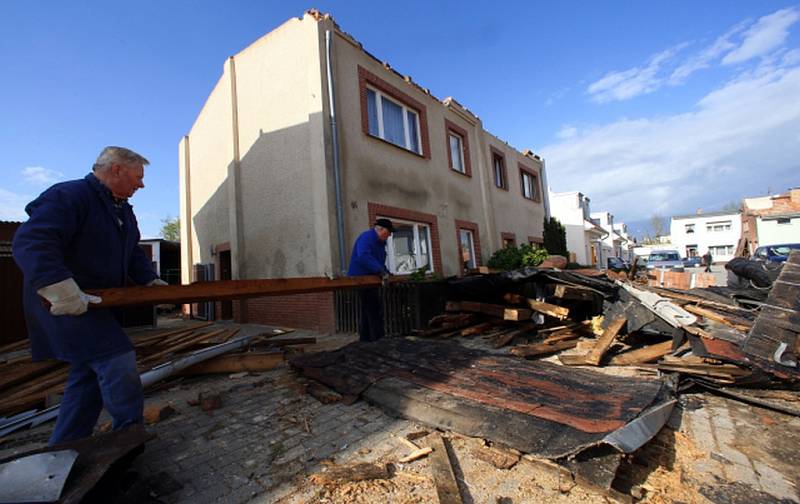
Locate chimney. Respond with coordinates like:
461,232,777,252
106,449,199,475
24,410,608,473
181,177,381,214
696,208,703,215
791,188,800,205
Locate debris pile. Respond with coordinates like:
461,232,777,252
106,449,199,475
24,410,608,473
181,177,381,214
0,322,309,436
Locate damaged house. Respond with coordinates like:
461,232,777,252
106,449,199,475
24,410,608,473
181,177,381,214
179,11,549,332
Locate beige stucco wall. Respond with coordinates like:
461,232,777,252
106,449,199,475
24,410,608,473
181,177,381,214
179,71,234,276
480,131,546,248
232,16,333,278
328,27,545,276
182,13,547,281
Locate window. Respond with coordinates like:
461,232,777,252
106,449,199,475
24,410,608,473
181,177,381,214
444,119,471,176
491,150,507,189
686,245,698,257
366,88,421,154
708,245,734,256
777,217,791,225
385,219,433,274
459,229,476,270
706,221,732,232
449,133,465,173
519,165,539,201
501,233,516,248
685,224,695,234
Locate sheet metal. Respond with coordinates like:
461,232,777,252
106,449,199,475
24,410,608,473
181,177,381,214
0,449,78,503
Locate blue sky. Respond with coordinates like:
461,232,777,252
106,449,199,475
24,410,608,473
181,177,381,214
1,1,798,238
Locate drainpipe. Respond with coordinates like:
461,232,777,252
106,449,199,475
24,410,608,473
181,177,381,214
541,157,551,220
326,30,347,275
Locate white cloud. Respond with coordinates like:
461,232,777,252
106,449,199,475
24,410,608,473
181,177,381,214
543,61,800,223
22,166,63,186
722,7,800,65
587,45,685,103
0,188,31,221
669,22,747,84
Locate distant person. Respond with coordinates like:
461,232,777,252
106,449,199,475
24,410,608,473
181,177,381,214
13,146,167,445
703,250,713,272
348,218,393,342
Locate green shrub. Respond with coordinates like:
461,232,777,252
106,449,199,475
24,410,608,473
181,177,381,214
488,244,550,270
522,247,550,267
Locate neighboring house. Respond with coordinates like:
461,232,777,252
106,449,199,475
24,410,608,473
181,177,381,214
612,222,634,262
139,239,181,284
670,211,742,263
742,188,800,252
179,10,548,332
549,191,606,267
590,212,625,267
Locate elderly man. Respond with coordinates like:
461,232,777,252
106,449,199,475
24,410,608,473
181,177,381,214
348,218,393,342
13,146,166,445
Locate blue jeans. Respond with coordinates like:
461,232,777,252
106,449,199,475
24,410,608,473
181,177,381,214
50,350,143,445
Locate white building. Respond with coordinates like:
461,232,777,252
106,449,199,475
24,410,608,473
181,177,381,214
549,191,606,267
742,189,800,251
612,222,634,261
670,211,742,263
590,211,628,268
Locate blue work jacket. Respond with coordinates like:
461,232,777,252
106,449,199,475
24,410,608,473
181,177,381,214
12,173,157,363
347,229,388,276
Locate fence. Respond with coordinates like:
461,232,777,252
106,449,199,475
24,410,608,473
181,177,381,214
335,280,447,336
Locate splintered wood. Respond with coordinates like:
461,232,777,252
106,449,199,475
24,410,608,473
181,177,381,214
0,322,291,417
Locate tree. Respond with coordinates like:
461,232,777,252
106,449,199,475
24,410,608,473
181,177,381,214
543,217,568,257
160,216,180,242
650,214,667,237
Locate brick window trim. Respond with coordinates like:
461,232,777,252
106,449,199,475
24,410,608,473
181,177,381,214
358,65,431,159
490,146,509,191
368,201,443,274
444,119,472,177
455,219,482,272
501,232,517,246
518,163,542,203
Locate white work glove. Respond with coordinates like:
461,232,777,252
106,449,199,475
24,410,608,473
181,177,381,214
147,278,168,286
37,278,102,316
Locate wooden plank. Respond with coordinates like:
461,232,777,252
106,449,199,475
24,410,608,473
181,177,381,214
179,351,284,375
510,339,578,358
683,305,750,332
459,322,496,337
504,308,532,321
553,284,597,301
427,435,463,504
608,340,673,365
85,275,394,308
558,353,589,366
585,317,626,366
526,299,570,320
139,328,228,366
0,360,64,394
399,446,433,463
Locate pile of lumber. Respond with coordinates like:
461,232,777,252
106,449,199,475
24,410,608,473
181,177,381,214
0,322,311,418
420,254,799,389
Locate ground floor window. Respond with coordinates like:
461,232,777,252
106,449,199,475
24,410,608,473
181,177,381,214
459,229,476,270
708,244,734,256
385,219,433,274
686,245,698,257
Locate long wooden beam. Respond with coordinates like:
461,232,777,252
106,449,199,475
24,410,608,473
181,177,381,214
86,275,390,308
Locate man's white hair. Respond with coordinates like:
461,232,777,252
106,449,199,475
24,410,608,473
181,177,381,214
93,146,150,172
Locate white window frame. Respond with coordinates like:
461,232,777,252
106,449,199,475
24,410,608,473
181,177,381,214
706,221,732,232
685,224,695,234
448,132,465,173
367,87,422,154
383,218,434,275
459,228,476,269
521,171,536,200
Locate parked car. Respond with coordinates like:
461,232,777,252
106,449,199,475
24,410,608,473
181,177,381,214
647,249,685,272
752,243,800,263
683,256,703,268
607,257,627,271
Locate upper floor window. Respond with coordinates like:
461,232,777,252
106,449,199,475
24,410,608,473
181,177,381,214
685,224,695,234
777,217,791,225
491,150,507,190
367,88,421,154
706,221,731,232
449,133,465,173
519,165,540,202
444,119,471,176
